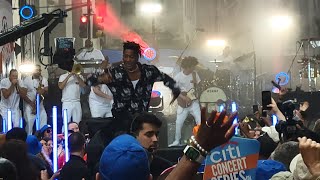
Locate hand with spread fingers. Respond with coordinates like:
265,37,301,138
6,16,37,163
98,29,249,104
195,108,238,151
298,137,320,177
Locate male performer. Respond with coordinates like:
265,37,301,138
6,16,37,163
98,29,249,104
58,66,86,124
89,83,113,118
22,65,48,134
169,56,201,147
0,69,25,128
98,41,180,132
75,39,105,61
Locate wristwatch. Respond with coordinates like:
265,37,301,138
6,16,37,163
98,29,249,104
183,145,206,164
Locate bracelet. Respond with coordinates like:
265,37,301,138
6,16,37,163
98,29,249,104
189,135,209,155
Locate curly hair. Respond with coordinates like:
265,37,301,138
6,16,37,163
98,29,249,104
123,41,142,58
180,56,199,69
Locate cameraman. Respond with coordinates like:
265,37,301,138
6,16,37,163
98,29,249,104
272,98,320,143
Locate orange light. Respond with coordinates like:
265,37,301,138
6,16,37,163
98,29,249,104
96,16,103,23
80,16,88,23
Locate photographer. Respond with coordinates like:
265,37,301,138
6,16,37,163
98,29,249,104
273,98,320,143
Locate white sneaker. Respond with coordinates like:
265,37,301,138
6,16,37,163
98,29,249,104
168,140,180,147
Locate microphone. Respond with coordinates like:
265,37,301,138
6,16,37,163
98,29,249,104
195,28,205,32
271,80,281,90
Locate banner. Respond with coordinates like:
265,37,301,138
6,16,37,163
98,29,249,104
203,136,260,180
0,0,14,76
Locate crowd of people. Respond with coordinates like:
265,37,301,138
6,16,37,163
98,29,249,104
0,41,320,180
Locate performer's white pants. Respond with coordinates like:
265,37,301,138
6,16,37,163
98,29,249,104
174,100,201,142
89,100,112,118
24,103,47,134
0,108,21,128
62,102,82,124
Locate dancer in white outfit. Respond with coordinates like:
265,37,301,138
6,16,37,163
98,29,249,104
22,65,48,134
89,84,113,118
58,70,86,124
0,69,24,128
169,57,201,147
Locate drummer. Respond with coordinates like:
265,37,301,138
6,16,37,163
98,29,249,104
215,46,236,70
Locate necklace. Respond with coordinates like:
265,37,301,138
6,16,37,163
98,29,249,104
127,64,139,73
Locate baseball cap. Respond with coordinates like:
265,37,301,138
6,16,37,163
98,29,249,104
256,160,286,180
26,135,42,155
99,134,150,180
40,125,52,134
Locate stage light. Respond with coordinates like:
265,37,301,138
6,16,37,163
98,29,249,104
140,2,162,14
270,15,292,30
206,39,226,47
20,5,36,20
63,109,69,162
52,106,58,172
19,63,36,74
7,109,12,131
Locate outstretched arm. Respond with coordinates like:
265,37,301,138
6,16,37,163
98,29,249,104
166,108,238,180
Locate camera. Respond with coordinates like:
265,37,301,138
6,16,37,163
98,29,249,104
275,99,303,141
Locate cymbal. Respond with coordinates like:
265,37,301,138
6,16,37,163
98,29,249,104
195,63,207,70
209,60,223,63
234,52,255,62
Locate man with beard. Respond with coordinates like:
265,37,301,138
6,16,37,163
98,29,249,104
98,41,180,132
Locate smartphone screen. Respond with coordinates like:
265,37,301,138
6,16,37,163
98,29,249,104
262,91,272,111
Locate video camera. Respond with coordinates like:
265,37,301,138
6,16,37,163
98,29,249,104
275,99,303,141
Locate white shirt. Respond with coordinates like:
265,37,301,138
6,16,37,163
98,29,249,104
89,84,113,106
0,78,24,109
59,73,84,102
76,49,104,60
23,76,48,102
174,71,200,92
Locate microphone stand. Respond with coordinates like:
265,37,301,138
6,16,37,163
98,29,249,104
287,41,303,89
252,40,257,105
173,30,202,74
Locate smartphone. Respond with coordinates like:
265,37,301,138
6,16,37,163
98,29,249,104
262,91,272,111
252,105,259,114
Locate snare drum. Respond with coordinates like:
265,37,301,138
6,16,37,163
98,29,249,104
200,87,227,113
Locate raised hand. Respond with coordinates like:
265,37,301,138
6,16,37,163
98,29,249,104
298,137,320,177
195,108,238,151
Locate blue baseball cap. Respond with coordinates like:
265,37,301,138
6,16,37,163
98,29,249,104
99,134,150,180
256,160,287,180
26,135,42,155
40,125,51,134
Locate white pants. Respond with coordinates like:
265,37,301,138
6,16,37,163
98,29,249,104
0,108,21,128
24,103,47,134
174,100,201,142
62,102,82,124
89,101,112,118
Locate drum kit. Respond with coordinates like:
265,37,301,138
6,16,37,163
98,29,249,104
196,52,256,113
298,56,320,91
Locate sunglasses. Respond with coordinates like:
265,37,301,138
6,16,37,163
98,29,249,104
46,129,52,133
